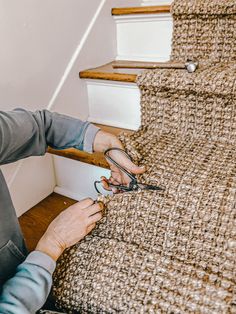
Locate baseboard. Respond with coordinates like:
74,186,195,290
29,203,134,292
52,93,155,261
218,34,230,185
54,186,87,202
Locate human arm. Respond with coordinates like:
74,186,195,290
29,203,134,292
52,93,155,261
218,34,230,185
0,108,144,184
0,252,55,314
0,199,103,314
0,109,99,165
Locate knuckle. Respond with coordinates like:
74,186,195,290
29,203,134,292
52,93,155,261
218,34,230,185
97,213,102,220
85,198,94,207
95,203,101,210
81,197,92,203
86,197,94,203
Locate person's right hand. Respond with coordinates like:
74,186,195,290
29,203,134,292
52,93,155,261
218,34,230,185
36,198,104,261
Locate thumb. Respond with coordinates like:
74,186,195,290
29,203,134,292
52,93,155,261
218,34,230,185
121,157,146,174
110,149,146,175
129,163,146,175
87,223,96,234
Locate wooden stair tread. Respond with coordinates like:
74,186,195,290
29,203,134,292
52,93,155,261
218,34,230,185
47,124,133,169
79,60,172,82
112,5,171,16
19,193,77,251
79,61,141,83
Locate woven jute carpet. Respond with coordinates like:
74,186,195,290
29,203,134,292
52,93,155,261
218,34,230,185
52,1,236,313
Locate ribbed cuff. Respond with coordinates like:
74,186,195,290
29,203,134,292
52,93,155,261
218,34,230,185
24,251,56,275
83,124,100,153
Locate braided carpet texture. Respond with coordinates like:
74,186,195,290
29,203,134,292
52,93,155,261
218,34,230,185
171,0,236,65
52,1,236,313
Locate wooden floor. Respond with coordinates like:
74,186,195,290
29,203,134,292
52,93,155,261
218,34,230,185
19,193,77,251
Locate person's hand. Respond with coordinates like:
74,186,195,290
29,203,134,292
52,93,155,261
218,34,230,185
36,198,104,261
93,130,145,190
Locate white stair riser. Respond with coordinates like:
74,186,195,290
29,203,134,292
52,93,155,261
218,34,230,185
115,14,173,62
141,0,172,5
86,80,141,130
53,156,111,201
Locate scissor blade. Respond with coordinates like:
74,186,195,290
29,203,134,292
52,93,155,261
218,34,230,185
138,183,164,191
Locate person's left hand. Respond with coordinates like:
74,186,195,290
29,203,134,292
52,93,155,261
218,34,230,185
93,130,146,191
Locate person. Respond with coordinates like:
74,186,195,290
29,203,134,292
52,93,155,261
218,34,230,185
0,109,145,313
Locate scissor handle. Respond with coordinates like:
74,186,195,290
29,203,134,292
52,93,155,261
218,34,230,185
94,180,133,194
104,148,137,183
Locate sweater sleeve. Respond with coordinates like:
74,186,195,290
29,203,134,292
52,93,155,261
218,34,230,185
0,251,56,314
0,109,100,165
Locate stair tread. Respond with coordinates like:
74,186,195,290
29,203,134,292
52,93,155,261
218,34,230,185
19,193,76,251
48,124,133,169
79,60,172,82
80,61,141,83
112,5,171,16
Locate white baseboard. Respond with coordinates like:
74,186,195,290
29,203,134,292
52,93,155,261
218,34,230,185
54,186,87,202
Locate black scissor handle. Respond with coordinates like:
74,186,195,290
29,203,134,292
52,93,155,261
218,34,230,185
94,148,164,194
104,148,137,184
94,180,132,194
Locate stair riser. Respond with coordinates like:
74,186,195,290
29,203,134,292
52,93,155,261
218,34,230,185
115,14,173,62
53,157,111,201
86,80,141,130
141,0,172,6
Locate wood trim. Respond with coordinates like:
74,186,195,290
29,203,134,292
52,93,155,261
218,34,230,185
79,70,137,83
112,5,170,16
47,124,133,169
48,147,110,169
79,60,176,83
113,61,185,70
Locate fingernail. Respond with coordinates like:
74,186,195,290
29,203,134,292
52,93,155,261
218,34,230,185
112,187,118,193
97,201,105,210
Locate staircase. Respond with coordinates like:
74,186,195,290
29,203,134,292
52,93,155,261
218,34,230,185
46,3,173,201
19,2,173,250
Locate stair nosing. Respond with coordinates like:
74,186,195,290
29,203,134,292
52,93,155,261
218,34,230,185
79,70,137,83
79,60,177,83
112,5,171,16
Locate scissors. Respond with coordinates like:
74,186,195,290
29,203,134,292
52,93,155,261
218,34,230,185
94,148,164,194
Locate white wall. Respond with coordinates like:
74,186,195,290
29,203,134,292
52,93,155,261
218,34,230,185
0,0,105,215
50,0,142,119
0,0,142,215
1,155,55,217
0,0,102,111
